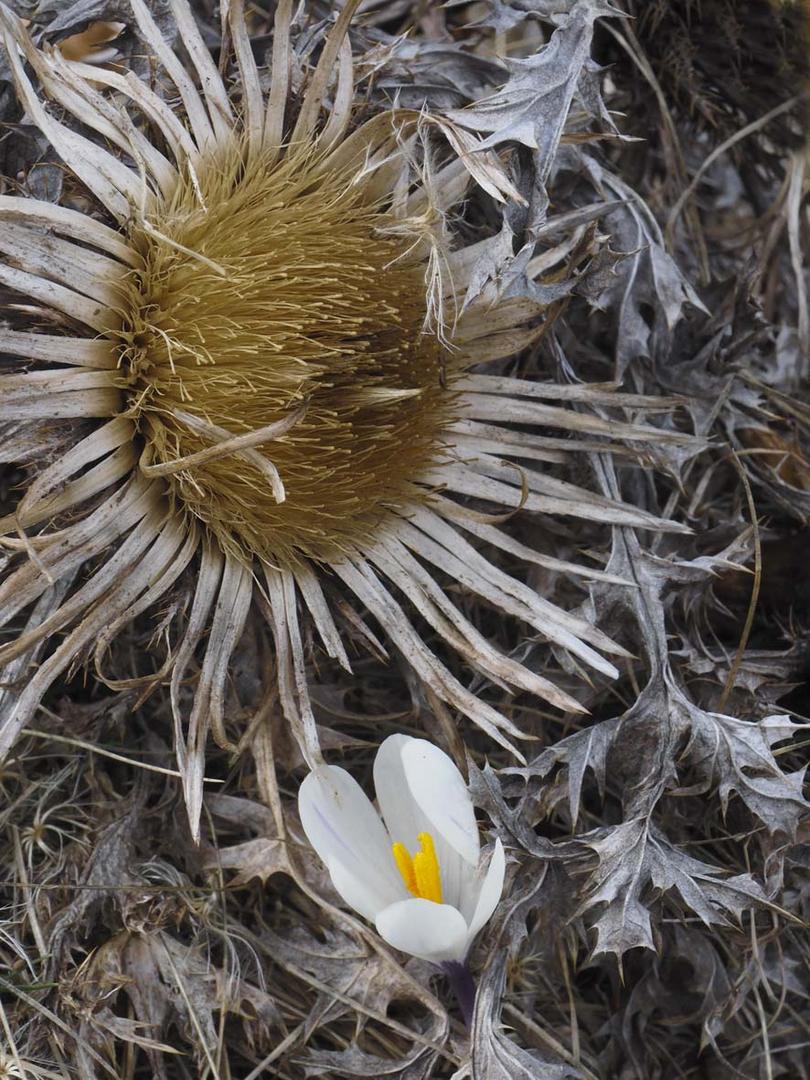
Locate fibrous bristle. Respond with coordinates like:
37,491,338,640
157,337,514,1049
117,142,454,565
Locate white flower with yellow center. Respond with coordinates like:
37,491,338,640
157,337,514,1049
299,734,505,982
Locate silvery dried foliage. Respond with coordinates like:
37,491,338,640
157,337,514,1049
0,1,808,1078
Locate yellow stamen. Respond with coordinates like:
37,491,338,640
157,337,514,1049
413,832,443,903
392,832,443,903
392,841,418,896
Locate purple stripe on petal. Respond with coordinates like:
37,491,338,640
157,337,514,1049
312,801,358,860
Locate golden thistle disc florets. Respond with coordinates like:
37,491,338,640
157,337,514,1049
116,145,453,566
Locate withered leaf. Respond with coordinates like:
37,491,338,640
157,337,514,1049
375,40,506,111
473,952,582,1078
36,0,169,36
447,1,615,153
459,0,599,34
576,819,769,957
303,1044,439,1079
586,462,808,836
86,929,283,1076
203,793,290,883
683,708,808,836
204,835,290,884
468,760,577,860
506,717,617,826
566,151,706,375
46,804,141,976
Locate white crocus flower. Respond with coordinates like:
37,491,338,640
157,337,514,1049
298,734,505,968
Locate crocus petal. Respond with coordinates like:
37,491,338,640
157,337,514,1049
464,838,506,947
373,733,425,852
374,734,477,910
401,738,480,866
298,765,404,915
375,898,469,963
326,854,399,922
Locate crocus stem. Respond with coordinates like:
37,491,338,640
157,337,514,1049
443,961,476,1029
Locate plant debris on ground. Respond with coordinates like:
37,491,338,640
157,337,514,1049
0,1,808,1077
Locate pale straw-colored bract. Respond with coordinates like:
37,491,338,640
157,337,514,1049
0,0,678,838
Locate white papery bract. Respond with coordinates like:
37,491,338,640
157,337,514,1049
298,734,505,963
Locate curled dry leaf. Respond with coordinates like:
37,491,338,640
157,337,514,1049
472,952,583,1079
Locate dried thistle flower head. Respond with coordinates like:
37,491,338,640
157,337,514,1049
118,144,452,566
0,0,681,836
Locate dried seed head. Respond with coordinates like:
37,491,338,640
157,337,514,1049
116,145,454,566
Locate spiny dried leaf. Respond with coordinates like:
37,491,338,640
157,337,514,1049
374,40,506,111
448,1,615,152
81,1008,180,1057
617,925,734,1057
457,0,608,34
37,0,168,37
584,514,810,834
505,717,616,825
302,1044,438,1079
683,709,808,836
568,150,706,374
468,760,578,860
472,953,582,1079
262,921,449,1078
576,818,769,957
46,804,141,975
448,0,619,306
